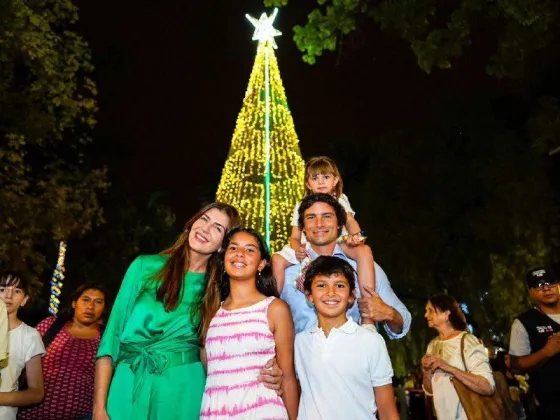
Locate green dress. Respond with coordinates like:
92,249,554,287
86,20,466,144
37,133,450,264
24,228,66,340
97,255,207,420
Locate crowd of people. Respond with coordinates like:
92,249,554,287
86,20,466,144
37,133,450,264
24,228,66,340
0,156,559,419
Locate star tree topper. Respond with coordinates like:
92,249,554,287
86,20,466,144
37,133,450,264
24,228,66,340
246,8,282,49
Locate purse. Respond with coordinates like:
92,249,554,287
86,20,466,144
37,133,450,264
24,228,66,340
451,333,518,420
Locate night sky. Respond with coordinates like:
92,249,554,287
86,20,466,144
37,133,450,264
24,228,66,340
76,0,505,220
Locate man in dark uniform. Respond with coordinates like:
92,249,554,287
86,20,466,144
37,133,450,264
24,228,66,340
509,267,560,420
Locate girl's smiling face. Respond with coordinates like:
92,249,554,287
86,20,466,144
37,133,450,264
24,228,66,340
306,172,339,195
224,231,267,280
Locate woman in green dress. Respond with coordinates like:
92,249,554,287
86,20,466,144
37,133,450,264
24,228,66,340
92,203,243,420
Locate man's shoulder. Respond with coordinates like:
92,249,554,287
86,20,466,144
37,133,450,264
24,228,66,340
516,307,542,324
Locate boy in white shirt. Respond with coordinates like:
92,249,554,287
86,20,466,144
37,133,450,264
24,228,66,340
0,272,45,420
294,256,399,420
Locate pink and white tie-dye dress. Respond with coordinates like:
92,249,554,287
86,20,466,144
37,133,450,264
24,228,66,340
200,296,288,420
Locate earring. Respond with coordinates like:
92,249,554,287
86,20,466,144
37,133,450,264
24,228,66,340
257,270,262,277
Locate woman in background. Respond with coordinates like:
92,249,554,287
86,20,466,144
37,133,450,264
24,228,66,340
18,282,108,420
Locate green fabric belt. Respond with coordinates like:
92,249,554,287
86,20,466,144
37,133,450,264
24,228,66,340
119,342,200,403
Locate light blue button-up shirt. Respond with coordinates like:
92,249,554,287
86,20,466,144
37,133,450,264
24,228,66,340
281,244,411,339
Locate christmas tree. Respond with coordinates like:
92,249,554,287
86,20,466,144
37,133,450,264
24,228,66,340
216,9,305,251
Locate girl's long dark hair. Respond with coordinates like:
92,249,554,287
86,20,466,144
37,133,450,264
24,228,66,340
200,227,278,344
156,203,241,314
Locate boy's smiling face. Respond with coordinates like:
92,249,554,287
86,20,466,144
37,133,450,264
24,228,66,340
306,272,355,319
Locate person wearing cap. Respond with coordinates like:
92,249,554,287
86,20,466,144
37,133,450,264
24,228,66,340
508,266,560,420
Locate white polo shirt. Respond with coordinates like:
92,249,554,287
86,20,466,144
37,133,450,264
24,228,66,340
295,318,394,420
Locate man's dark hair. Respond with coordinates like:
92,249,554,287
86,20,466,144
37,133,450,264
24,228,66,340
303,256,356,293
297,193,347,234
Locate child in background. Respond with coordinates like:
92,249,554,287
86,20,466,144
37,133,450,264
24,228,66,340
200,227,299,420
295,256,398,420
272,156,376,325
0,272,45,420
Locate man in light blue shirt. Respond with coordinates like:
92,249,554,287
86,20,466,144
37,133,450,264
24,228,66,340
280,193,411,339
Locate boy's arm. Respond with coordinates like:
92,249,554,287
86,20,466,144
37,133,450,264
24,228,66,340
373,384,399,420
368,331,398,419
0,355,44,406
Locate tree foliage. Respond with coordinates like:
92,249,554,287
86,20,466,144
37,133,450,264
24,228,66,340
0,0,107,280
63,190,178,302
528,96,560,155
265,0,559,78
22,189,178,322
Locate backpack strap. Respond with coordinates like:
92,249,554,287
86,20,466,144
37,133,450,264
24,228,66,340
42,316,69,349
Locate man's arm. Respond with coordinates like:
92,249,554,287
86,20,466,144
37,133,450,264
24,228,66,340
509,318,560,372
361,263,411,339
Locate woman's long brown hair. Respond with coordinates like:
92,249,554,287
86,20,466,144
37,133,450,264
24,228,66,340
156,203,241,325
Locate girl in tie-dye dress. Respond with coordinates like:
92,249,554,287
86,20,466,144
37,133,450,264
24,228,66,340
200,227,299,420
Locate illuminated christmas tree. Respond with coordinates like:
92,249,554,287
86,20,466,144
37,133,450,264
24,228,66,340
216,9,305,251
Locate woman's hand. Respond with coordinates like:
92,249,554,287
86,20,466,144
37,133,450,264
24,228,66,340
422,354,453,374
421,354,433,372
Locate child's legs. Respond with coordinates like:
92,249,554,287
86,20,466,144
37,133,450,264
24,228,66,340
341,243,376,325
272,253,293,294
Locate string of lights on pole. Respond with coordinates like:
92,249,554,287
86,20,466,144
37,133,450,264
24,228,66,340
48,241,67,315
